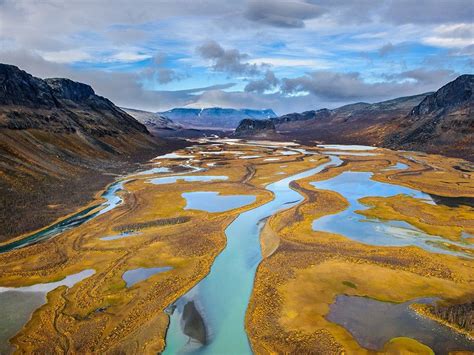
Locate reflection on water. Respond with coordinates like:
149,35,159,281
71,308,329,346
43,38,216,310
0,269,95,353
164,156,342,354
311,171,473,258
122,267,172,287
327,295,474,354
182,192,256,212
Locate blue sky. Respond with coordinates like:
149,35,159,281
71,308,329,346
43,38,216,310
0,0,472,114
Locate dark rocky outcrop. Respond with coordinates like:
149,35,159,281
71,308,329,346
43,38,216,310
233,118,276,137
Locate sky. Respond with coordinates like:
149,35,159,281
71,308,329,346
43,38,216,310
0,0,473,114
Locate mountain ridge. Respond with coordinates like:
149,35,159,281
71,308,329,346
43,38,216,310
237,75,473,161
0,63,179,243
158,107,277,129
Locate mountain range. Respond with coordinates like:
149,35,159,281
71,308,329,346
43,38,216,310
156,107,276,130
237,74,473,161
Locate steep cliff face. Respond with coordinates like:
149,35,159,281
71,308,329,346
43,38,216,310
386,74,473,159
0,64,168,242
233,118,276,138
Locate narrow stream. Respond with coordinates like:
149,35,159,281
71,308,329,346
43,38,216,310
0,181,125,253
163,156,342,354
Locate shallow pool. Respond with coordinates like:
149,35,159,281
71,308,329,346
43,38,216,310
0,269,95,353
122,267,172,287
182,192,256,212
311,171,473,258
327,295,474,353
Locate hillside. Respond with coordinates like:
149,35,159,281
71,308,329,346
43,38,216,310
158,107,276,130
260,75,473,161
274,93,430,146
386,74,473,159
0,64,178,242
121,107,182,130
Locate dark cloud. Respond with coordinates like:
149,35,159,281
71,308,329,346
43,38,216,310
245,0,325,28
139,53,184,84
196,40,261,76
386,69,457,86
245,70,279,93
378,43,395,57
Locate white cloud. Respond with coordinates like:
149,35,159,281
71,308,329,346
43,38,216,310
39,49,92,63
423,23,474,48
247,57,332,69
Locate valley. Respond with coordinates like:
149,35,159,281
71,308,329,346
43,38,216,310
0,139,472,354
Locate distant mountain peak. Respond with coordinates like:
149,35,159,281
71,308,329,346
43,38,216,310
157,107,277,129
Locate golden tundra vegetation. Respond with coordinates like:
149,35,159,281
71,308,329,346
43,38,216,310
0,139,472,354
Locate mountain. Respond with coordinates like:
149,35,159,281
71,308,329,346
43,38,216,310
121,107,181,130
158,107,277,130
385,74,473,159
233,118,277,138
235,75,473,161
273,93,430,146
0,64,175,243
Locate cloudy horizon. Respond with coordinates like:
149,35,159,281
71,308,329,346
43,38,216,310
1,0,472,114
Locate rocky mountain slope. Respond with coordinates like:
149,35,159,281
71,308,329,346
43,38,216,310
158,107,276,130
274,93,430,146
0,64,176,242
247,75,472,161
386,74,473,159
121,107,182,130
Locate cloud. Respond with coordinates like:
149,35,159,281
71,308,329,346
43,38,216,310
378,43,395,57
423,23,474,48
384,0,474,24
140,53,184,84
196,40,261,76
280,69,457,101
245,0,325,28
386,69,457,86
245,70,279,93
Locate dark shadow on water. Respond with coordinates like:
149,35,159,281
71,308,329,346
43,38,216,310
182,301,207,345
